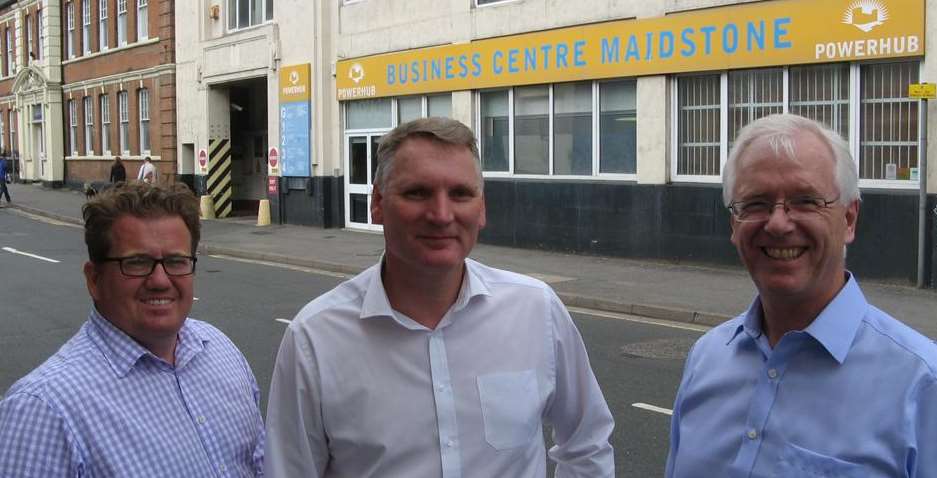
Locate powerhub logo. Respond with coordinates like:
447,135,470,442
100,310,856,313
816,0,917,60
338,63,376,99
842,0,889,32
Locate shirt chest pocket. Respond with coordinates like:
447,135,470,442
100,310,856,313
476,370,541,451
774,442,866,478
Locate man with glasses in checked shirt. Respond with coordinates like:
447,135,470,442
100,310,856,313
665,114,937,477
0,182,265,477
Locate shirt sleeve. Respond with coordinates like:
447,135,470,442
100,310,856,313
246,356,266,477
665,340,698,478
543,290,615,478
0,392,84,477
912,377,937,477
264,323,330,478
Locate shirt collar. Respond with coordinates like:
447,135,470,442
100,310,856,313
727,273,867,364
86,306,206,376
360,257,493,325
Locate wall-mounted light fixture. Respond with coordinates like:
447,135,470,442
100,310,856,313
209,5,220,20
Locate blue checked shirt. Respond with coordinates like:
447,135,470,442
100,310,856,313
0,307,265,477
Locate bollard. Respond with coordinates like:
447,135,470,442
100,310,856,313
257,199,271,226
200,195,215,219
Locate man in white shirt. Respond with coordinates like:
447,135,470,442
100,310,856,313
137,156,156,183
265,117,614,478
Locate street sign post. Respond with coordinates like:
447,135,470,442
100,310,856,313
908,83,931,287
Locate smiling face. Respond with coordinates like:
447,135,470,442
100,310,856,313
729,131,858,308
83,214,194,355
371,136,486,279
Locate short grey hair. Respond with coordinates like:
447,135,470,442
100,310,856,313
373,117,483,191
722,113,860,206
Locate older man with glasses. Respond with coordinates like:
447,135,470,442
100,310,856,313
666,114,937,477
0,182,265,477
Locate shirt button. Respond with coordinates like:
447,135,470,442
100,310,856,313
446,439,456,448
767,369,778,379
197,416,206,424
437,384,446,391
747,429,758,440
219,464,226,472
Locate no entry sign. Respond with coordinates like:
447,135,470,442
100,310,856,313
198,149,208,173
268,147,280,176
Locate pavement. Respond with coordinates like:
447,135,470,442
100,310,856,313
4,181,937,338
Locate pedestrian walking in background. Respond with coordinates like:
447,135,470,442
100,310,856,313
109,156,126,184
265,117,614,478
666,114,937,477
0,155,11,206
136,156,156,184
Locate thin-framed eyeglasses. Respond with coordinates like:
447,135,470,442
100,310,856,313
727,196,840,223
99,255,197,277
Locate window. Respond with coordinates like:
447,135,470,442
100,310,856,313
860,62,919,181
36,10,42,61
100,94,111,155
84,96,94,155
9,110,15,154
0,113,5,152
674,60,921,186
137,0,148,41
599,80,637,174
345,98,392,130
138,88,149,153
553,82,592,175
728,68,784,148
5,28,12,75
480,90,509,172
479,82,639,177
675,74,725,178
99,0,108,51
82,0,91,54
397,96,421,124
227,0,272,31
69,100,78,155
117,0,127,46
66,3,75,58
789,63,850,140
118,90,129,154
427,94,451,118
25,14,32,63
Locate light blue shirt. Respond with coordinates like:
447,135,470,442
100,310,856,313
0,308,265,477
666,274,937,477
265,258,614,478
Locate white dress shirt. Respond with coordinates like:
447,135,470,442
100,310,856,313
265,258,614,478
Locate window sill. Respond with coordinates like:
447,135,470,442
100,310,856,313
62,37,160,66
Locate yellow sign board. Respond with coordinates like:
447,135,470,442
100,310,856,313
908,82,936,99
280,64,311,102
337,0,924,100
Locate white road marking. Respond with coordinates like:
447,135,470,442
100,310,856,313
2,246,60,263
206,254,352,279
567,306,710,332
274,318,291,325
632,402,673,416
193,297,200,301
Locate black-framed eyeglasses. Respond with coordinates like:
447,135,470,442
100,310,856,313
99,255,197,277
727,196,840,223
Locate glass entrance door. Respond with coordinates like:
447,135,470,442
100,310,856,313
345,133,383,231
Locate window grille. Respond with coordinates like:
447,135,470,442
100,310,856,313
677,74,721,176
728,68,784,147
789,63,850,140
860,62,919,181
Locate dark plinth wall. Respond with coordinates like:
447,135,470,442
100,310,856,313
275,176,344,227
480,178,937,287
